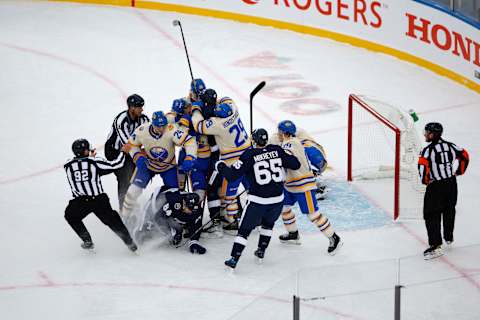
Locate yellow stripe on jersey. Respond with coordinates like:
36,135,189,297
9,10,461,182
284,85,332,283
306,190,315,213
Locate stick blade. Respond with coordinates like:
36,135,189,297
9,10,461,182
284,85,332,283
172,19,181,27
250,81,266,99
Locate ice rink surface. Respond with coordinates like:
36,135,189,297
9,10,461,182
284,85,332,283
0,1,479,319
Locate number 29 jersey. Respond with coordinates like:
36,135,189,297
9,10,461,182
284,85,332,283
217,144,300,204
192,97,251,164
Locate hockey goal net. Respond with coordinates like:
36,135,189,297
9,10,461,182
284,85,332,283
347,94,425,220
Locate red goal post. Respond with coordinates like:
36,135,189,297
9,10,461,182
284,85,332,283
347,94,402,220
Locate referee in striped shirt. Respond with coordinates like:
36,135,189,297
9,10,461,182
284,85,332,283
64,138,137,252
105,94,149,208
418,122,469,259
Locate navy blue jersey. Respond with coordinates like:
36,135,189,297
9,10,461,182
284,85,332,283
217,144,300,204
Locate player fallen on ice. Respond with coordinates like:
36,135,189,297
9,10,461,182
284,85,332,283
132,186,207,254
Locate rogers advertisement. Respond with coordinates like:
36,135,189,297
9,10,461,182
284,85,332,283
142,0,479,88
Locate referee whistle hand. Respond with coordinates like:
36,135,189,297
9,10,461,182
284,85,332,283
89,149,97,157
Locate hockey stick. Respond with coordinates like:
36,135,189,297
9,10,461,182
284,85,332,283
172,19,194,82
250,81,266,134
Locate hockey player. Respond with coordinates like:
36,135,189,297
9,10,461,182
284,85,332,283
64,139,137,252
216,129,300,269
132,186,207,254
192,89,251,230
270,123,328,200
277,120,342,255
168,98,211,201
121,111,197,219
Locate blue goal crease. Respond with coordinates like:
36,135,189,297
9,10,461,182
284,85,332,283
275,180,392,232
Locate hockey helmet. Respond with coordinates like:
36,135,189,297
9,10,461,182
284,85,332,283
213,103,233,118
72,138,90,157
183,193,201,211
425,122,443,135
191,79,206,97
171,98,187,114
252,128,269,147
152,111,168,127
200,88,218,108
127,94,144,108
278,120,296,136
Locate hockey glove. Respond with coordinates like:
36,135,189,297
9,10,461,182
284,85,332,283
188,240,207,254
181,156,196,173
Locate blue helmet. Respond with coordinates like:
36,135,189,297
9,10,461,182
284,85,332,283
213,103,233,118
171,98,187,114
191,79,206,97
278,120,296,136
152,111,168,127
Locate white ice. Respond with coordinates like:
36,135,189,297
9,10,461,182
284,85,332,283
0,1,479,319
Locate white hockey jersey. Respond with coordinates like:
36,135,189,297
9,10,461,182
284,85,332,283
127,123,197,173
192,97,250,164
282,136,316,193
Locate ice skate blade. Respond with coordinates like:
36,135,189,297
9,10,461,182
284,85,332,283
255,257,264,265
328,240,343,256
280,239,302,245
423,251,443,260
224,266,236,274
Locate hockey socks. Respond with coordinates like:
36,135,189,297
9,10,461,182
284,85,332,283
308,211,334,238
258,227,273,251
281,207,298,233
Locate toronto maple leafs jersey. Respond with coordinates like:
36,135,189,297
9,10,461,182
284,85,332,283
216,144,300,204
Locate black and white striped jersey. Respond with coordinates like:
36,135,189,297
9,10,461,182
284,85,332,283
418,138,469,184
64,153,125,198
105,110,149,160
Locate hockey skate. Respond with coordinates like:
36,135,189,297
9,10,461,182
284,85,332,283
328,233,342,255
423,245,443,260
81,240,95,251
224,257,238,271
254,248,265,264
202,218,224,239
279,231,301,245
127,242,138,253
222,219,239,236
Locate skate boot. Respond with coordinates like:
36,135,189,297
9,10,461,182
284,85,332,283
279,231,301,245
223,219,239,236
328,233,342,255
224,257,239,270
423,245,443,260
81,240,94,250
254,248,265,264
127,242,138,253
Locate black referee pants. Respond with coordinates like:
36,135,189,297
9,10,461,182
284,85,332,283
423,177,458,247
114,154,135,208
65,193,134,245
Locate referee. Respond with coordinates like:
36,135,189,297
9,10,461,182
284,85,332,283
418,122,469,260
105,94,149,208
64,138,137,252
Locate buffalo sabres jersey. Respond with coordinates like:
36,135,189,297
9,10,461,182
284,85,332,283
127,123,197,173
296,128,327,157
282,136,317,193
192,97,250,164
